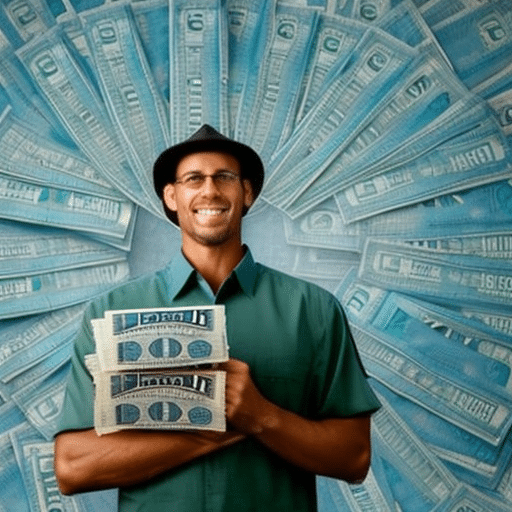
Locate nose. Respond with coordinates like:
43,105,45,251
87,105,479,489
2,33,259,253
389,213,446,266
200,175,222,195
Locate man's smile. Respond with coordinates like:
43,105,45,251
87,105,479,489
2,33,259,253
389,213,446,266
195,208,227,216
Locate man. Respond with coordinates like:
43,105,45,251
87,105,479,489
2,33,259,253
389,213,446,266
54,124,380,511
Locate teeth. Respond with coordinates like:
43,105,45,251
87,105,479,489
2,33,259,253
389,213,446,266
197,209,223,216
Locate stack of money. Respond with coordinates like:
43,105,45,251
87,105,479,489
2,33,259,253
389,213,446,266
86,306,229,435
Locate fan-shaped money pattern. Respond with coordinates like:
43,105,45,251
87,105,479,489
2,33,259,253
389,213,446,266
0,0,511,510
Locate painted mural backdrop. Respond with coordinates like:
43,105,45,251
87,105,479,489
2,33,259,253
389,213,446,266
0,0,511,510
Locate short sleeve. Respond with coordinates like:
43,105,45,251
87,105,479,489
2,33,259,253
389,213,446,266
313,295,381,418
56,305,97,434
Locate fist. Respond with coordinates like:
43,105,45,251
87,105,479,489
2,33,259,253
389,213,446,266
220,359,271,435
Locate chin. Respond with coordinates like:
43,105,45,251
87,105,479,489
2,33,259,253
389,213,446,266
194,229,235,247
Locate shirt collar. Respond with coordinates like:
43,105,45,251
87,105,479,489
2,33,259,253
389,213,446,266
164,245,258,300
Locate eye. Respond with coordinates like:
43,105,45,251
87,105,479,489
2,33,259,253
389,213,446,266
216,172,238,183
184,174,205,185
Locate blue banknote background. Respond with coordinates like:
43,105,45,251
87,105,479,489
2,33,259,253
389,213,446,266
0,0,511,510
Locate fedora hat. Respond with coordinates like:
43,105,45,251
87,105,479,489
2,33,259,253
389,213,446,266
153,124,265,203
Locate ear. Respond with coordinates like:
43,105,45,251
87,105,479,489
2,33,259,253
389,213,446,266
242,179,254,209
163,183,177,211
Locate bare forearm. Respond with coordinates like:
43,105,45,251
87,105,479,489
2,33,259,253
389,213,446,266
222,359,372,482
253,404,372,482
55,428,244,495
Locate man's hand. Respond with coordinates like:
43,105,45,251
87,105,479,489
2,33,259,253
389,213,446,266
221,358,274,435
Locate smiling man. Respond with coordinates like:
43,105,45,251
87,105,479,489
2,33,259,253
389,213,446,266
54,125,380,512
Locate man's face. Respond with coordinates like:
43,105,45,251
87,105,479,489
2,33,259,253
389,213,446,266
163,151,253,248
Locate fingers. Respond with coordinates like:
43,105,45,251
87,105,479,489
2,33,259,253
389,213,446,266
218,358,268,435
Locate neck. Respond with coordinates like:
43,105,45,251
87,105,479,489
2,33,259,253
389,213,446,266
182,239,245,294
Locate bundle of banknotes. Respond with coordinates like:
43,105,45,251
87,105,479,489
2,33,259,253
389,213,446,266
86,306,229,434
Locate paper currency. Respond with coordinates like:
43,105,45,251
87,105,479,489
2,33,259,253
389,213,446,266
430,2,512,89
227,0,274,135
10,422,82,512
335,116,511,223
0,431,31,511
0,260,129,320
0,304,84,384
87,306,229,434
90,361,226,434
93,305,228,371
372,396,458,508
234,3,318,161
16,27,150,210
169,0,228,142
359,237,512,312
82,4,170,216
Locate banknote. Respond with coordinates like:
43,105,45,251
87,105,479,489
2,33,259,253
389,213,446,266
357,180,512,241
227,0,274,135
0,259,129,320
371,395,458,508
0,304,83,384
93,305,228,371
335,116,512,222
234,2,318,162
92,366,226,434
131,0,170,105
0,44,71,145
16,27,151,209
284,197,365,252
281,46,486,217
0,173,134,240
359,237,512,312
338,271,512,397
10,422,83,512
0,431,31,512
263,27,417,203
353,320,512,446
372,378,512,489
0,223,126,278
0,107,116,195
169,0,228,142
337,270,512,444
0,0,55,47
292,80,488,203
430,1,512,89
292,14,366,125
81,3,170,217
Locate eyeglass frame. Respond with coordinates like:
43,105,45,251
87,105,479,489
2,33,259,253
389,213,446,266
173,170,243,189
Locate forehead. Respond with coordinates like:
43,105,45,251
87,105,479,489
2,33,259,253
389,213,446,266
176,151,241,175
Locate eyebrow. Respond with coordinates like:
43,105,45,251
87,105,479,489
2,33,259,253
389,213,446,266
178,168,239,177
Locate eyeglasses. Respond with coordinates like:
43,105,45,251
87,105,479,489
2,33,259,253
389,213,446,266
174,171,241,189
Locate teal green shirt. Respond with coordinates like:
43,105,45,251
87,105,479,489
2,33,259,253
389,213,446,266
58,248,380,512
